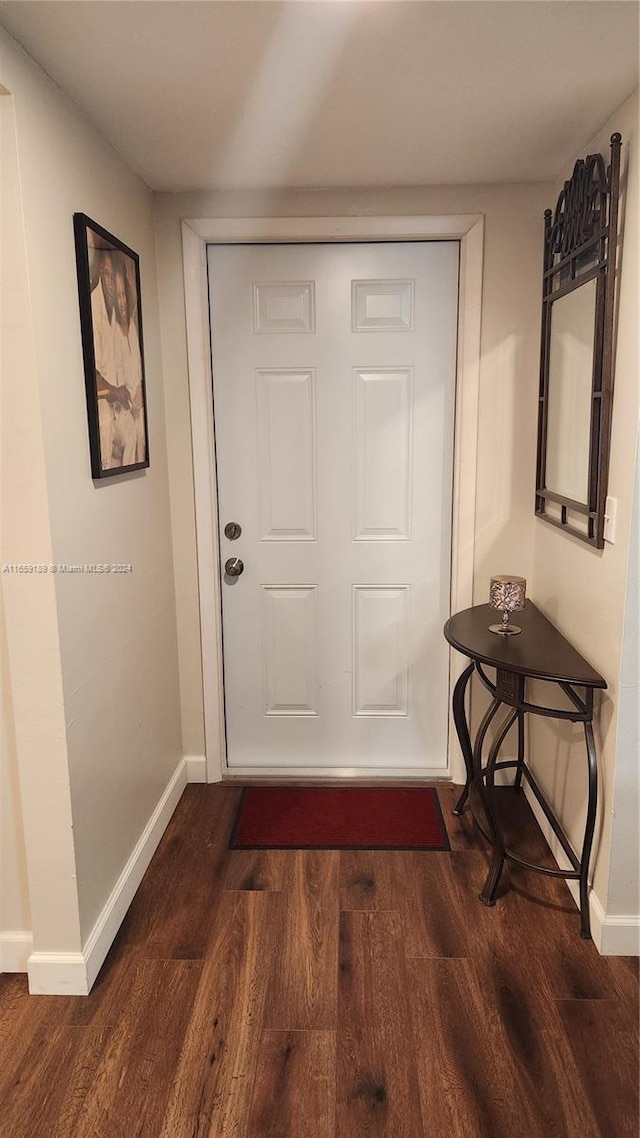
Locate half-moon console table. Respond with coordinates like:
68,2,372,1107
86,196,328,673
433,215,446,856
443,601,606,939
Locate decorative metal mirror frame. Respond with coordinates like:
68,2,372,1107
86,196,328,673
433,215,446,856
535,132,622,548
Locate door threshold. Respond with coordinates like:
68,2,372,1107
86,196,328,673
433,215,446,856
221,772,453,787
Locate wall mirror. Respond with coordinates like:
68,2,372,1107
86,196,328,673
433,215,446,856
535,133,621,548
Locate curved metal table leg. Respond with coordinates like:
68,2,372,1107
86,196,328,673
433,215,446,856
451,662,475,815
471,697,504,905
479,706,518,905
579,721,598,939
514,710,525,790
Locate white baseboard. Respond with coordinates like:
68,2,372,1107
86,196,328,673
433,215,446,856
28,756,188,995
522,783,640,956
82,757,188,991
595,903,640,956
0,931,33,974
185,754,207,782
28,952,89,995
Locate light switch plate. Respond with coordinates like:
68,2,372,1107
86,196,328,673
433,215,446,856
604,495,617,544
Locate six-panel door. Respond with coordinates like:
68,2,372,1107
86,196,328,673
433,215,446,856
208,241,459,773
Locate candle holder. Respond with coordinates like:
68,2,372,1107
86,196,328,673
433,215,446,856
489,575,526,635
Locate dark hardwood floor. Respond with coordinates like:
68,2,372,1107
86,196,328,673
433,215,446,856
0,784,637,1137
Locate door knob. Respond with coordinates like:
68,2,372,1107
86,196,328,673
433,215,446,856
225,557,244,578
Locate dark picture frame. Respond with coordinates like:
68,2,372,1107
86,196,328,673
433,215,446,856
73,213,150,478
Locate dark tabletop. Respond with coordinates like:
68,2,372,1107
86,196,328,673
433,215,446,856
444,601,606,688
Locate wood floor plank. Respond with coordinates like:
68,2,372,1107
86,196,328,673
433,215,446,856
339,850,405,910
407,956,527,1138
0,974,31,1038
48,1026,112,1138
408,955,605,1138
608,953,640,1031
556,998,640,1137
40,924,152,1030
492,788,562,870
0,971,96,1035
336,1024,424,1138
141,850,231,961
336,909,424,1138
339,909,407,1027
0,977,85,1102
0,975,40,1062
117,786,239,954
223,849,286,892
262,851,339,1031
448,844,628,1002
436,784,487,851
159,890,276,1138
72,959,202,1138
477,954,602,1136
0,960,202,1138
0,1025,89,1138
247,1030,335,1138
132,788,240,961
490,864,624,1000
400,851,471,958
535,926,624,1001
446,850,581,988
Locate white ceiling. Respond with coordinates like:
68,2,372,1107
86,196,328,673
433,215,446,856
0,1,638,193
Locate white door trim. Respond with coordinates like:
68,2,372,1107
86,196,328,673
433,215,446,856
181,215,484,783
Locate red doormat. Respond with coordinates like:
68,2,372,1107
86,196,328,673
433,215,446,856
229,786,450,850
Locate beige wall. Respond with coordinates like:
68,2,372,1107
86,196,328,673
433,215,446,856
154,181,551,766
1,84,80,957
529,92,639,926
0,599,30,938
607,434,639,915
1,92,30,942
1,29,182,952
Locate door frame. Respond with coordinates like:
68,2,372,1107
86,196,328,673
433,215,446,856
181,214,484,782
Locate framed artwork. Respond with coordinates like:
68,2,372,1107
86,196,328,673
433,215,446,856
73,213,150,478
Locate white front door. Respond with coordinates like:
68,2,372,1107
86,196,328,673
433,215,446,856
208,241,459,775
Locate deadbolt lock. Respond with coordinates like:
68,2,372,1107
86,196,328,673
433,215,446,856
225,557,244,578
